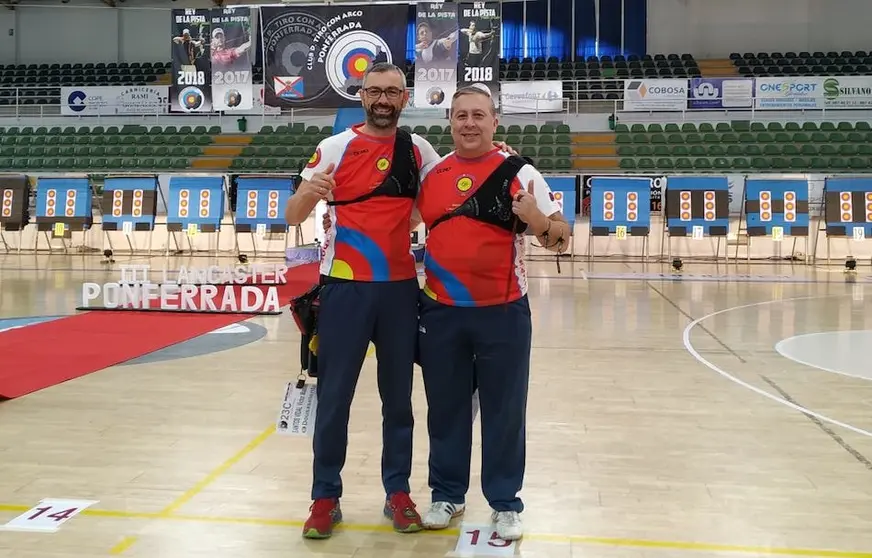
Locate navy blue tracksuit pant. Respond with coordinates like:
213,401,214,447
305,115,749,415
311,278,419,500
417,292,532,513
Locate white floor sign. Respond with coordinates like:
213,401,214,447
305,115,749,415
453,522,518,556
2,499,98,532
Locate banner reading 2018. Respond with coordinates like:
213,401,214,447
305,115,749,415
458,2,501,105
261,5,407,109
171,8,212,112
210,7,255,111
414,3,459,109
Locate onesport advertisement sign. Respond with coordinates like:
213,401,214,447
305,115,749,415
623,79,687,111
754,77,823,109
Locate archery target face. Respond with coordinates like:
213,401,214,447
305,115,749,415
326,30,393,101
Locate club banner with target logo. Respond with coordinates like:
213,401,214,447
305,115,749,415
171,8,213,113
234,175,294,234
100,175,159,232
823,177,872,239
0,174,30,231
210,7,255,111
34,177,93,238
458,2,501,107
414,3,459,109
261,5,407,109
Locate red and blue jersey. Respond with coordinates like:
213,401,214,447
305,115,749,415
301,124,440,282
416,148,561,307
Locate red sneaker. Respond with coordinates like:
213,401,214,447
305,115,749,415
302,498,342,539
383,492,423,533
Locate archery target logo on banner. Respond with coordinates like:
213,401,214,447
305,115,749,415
178,86,205,112
326,30,393,101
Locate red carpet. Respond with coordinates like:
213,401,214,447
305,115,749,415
0,263,319,400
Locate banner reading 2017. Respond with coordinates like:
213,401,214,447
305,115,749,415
261,5,407,109
458,2,501,105
210,7,255,111
171,8,212,113
414,3,459,109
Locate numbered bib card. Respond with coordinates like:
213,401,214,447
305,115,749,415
3,499,98,532
413,3,459,109
455,522,518,557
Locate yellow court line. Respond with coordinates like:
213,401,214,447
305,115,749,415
109,536,138,555
2,504,872,558
158,425,276,516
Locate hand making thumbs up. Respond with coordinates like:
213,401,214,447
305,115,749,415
301,162,336,200
512,179,541,224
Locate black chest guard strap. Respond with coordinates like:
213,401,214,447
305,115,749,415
429,155,528,234
328,129,420,207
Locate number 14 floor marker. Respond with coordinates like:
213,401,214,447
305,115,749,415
2,498,98,532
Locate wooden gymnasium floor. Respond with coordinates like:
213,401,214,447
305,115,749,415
1,254,872,558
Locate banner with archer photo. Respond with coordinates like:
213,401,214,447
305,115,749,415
457,2,501,107
210,7,255,111
414,3,458,109
261,5,407,109
170,8,212,113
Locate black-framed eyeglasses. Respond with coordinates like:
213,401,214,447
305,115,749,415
363,87,404,100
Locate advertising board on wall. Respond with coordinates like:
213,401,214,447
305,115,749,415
500,80,563,114
61,87,169,116
623,79,686,111
688,78,754,109
754,77,823,109
820,76,872,108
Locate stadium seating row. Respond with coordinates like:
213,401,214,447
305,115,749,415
620,156,872,171
0,121,580,173
615,121,872,134
730,50,872,77
616,119,872,172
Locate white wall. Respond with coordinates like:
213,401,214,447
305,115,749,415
0,0,215,65
0,9,16,65
648,0,872,58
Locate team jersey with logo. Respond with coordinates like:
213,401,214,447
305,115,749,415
300,124,440,282
417,148,561,307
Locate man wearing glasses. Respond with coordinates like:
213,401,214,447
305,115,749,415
285,62,436,540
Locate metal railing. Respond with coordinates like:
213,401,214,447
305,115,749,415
0,80,624,120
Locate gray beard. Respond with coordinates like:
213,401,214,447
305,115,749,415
366,108,399,129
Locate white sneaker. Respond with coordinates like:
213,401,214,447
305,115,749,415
491,510,523,541
422,501,465,530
